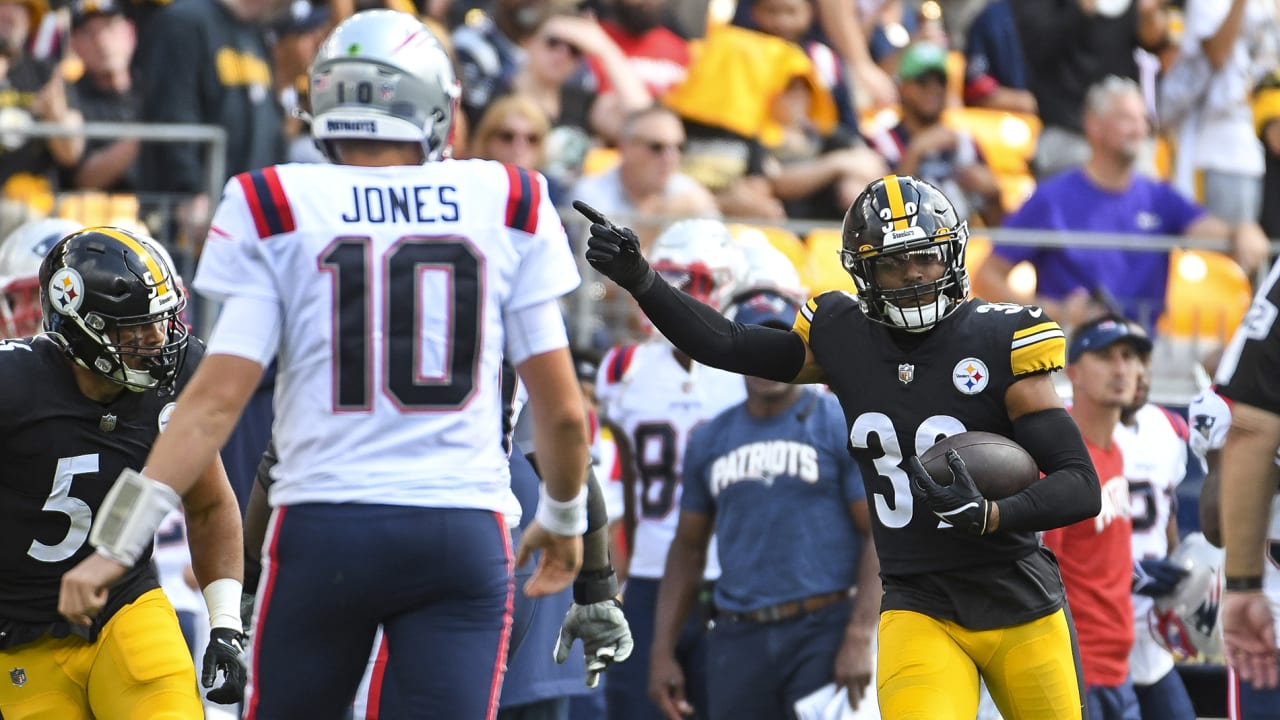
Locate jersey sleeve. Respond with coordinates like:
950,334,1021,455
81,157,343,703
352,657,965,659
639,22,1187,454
1216,256,1280,415
594,344,637,409
193,175,282,305
792,291,849,345
503,166,581,313
1007,306,1066,377
680,423,715,516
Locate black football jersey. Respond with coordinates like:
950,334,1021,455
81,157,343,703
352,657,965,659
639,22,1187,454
1218,258,1280,414
794,294,1069,628
0,336,203,647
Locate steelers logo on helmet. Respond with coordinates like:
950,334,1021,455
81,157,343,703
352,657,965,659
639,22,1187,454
48,266,85,315
839,175,970,332
38,227,190,392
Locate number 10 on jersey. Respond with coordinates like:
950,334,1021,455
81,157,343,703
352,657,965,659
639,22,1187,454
320,235,483,412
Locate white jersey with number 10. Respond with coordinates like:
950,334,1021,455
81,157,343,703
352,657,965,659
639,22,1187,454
194,160,578,511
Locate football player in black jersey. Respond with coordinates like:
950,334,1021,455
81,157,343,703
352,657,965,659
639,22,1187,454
1216,254,1280,690
0,227,246,719
576,175,1102,719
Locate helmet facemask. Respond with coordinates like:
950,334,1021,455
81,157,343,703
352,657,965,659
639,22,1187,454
841,222,970,332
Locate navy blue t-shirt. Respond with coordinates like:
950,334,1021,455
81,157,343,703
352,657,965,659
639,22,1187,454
681,388,865,612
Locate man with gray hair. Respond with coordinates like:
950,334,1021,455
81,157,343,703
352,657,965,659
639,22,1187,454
569,105,719,234
976,75,1268,335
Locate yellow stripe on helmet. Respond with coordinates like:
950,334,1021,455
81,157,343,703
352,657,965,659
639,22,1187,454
98,228,171,298
880,175,910,231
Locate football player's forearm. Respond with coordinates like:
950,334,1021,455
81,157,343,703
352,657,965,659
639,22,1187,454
633,277,807,382
184,456,244,589
997,408,1100,532
242,466,273,594
1221,404,1280,578
581,469,612,573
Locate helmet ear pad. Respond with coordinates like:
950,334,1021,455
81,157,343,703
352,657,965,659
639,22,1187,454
38,228,189,392
839,176,970,331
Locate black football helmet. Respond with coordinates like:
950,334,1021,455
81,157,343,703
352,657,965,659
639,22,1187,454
839,175,969,331
39,227,188,391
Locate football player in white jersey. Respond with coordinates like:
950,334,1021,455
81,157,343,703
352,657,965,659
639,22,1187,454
1114,331,1196,719
1193,380,1280,719
57,10,590,719
597,218,749,720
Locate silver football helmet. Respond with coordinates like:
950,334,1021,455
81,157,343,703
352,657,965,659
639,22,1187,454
650,219,749,312
309,9,460,161
0,217,84,337
1151,532,1224,661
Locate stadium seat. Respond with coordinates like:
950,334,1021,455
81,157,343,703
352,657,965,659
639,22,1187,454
57,193,141,230
727,223,807,277
802,228,856,294
1157,249,1252,341
943,107,1041,177
581,146,620,177
997,173,1036,214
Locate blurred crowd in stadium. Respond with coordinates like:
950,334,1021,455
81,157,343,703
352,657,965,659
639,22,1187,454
0,0,1273,348
0,0,1276,718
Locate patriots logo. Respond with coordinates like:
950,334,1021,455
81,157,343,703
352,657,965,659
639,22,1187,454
1192,414,1215,440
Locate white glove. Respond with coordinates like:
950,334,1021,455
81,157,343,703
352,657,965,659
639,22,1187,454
554,599,634,688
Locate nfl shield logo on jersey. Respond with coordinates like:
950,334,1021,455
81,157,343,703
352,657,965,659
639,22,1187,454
9,667,26,687
898,363,914,384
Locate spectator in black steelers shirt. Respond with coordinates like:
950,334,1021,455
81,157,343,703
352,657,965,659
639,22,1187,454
65,0,140,191
0,0,84,197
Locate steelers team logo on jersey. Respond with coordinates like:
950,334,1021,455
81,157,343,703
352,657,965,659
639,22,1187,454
158,402,176,432
952,357,989,395
48,267,85,315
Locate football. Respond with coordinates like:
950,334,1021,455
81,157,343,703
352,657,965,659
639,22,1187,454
919,431,1040,500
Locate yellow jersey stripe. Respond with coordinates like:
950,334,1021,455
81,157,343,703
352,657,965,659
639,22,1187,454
1012,321,1060,341
99,228,170,298
793,298,818,343
1011,335,1066,376
881,175,909,231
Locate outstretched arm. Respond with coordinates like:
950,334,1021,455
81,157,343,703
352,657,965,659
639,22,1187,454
575,201,820,383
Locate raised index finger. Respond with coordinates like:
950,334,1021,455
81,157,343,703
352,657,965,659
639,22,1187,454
572,200,610,226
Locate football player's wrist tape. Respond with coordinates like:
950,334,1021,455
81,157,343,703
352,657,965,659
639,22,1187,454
90,468,181,566
574,567,620,605
203,578,245,631
537,483,589,536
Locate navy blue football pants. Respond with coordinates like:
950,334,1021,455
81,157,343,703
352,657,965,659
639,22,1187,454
245,503,513,720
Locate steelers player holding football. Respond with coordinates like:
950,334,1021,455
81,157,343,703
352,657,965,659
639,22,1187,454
577,175,1101,719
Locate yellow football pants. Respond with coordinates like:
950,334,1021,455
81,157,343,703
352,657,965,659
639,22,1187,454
876,607,1085,720
0,588,202,720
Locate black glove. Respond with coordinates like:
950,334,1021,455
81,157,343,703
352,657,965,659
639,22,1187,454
573,201,655,293
907,451,991,535
1133,557,1190,598
202,626,247,704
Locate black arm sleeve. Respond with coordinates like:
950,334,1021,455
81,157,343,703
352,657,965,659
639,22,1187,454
995,408,1101,533
575,467,619,604
633,277,808,382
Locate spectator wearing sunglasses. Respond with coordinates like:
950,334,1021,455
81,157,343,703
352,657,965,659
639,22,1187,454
510,10,649,138
467,93,572,203
569,105,719,238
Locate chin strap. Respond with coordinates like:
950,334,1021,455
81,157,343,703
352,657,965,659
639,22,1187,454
884,295,952,332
